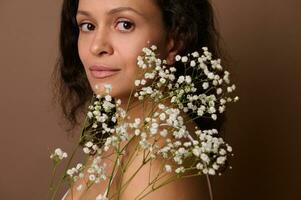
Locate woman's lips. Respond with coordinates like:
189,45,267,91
89,65,120,79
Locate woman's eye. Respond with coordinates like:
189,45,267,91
116,20,134,32
78,23,95,32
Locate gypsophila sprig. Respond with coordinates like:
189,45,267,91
48,45,239,200
80,91,119,150
50,148,68,164
135,46,239,121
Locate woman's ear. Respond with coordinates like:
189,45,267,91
165,37,183,65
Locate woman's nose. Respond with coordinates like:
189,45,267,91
89,27,114,56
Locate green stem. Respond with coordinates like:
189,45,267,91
47,163,58,199
106,145,122,197
206,174,214,200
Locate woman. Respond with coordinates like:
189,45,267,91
54,0,227,199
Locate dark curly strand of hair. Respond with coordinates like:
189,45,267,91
53,0,228,132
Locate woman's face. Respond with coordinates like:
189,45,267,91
76,0,176,103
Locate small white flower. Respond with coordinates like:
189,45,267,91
217,156,226,164
134,129,140,136
160,129,168,137
159,113,166,121
208,106,216,113
177,76,185,84
175,167,185,174
92,144,98,151
89,174,96,182
104,84,112,94
227,145,233,152
76,184,83,191
165,165,172,173
213,163,219,170
150,45,157,51
51,148,68,160
183,142,192,147
220,98,226,105
190,60,196,67
181,56,188,63
211,114,217,120
185,76,192,84
62,152,68,159
192,148,200,157
83,147,91,154
141,79,147,85
159,78,166,84
175,55,181,61
96,193,108,200
197,108,204,116
105,95,112,102
218,106,225,113
213,80,218,86
76,163,83,170
216,88,222,95
207,72,214,79
192,51,199,58
158,104,165,110
219,149,226,155
227,86,233,93
201,153,210,163
137,59,144,67
202,82,209,90
170,67,176,72
196,163,204,170
85,141,93,148
67,169,73,176
150,127,158,135
87,111,93,118
208,168,216,175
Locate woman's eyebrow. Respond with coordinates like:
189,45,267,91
77,7,147,19
77,10,91,17
107,6,146,18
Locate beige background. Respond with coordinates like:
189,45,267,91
0,0,300,199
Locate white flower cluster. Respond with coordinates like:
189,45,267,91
103,124,129,152
172,128,232,175
48,46,239,199
66,163,84,182
85,46,237,176
65,141,107,189
134,46,239,121
136,104,231,175
83,141,102,155
50,148,67,163
86,155,107,184
81,91,120,150
134,45,175,101
129,46,238,175
101,106,132,153
87,94,117,129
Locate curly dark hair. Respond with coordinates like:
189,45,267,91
52,0,228,132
